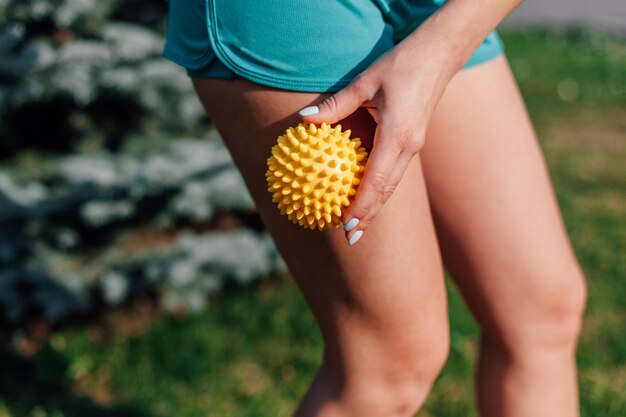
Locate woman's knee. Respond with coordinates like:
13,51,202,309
488,261,587,356
320,326,449,416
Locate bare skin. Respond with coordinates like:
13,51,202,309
301,0,529,245
192,55,586,416
192,77,449,417
421,56,586,417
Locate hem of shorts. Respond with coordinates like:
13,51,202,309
163,46,214,70
186,67,234,79
462,48,503,70
462,34,505,70
184,48,506,93
204,0,353,93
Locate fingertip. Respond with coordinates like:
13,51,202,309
297,105,319,117
348,230,364,246
343,217,360,232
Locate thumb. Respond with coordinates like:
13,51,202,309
298,81,368,124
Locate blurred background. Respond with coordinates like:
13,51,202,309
0,0,624,416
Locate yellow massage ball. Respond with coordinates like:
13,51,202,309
266,122,368,230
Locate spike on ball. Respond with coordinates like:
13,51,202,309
266,122,368,230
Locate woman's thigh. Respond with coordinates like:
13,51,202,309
420,55,586,348
191,76,448,378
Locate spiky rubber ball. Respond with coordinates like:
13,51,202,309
266,122,368,230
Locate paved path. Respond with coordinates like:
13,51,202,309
503,0,625,34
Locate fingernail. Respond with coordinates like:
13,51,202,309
343,218,359,232
348,230,364,246
298,106,319,116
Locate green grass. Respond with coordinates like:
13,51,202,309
1,29,625,417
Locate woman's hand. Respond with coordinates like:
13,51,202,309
299,28,462,245
299,0,524,245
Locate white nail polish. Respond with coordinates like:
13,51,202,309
348,230,364,246
343,218,359,232
298,106,319,116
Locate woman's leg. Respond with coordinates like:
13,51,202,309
192,77,448,417
420,55,587,417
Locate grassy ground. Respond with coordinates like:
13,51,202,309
1,29,625,417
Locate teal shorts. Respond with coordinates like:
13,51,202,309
163,0,504,93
